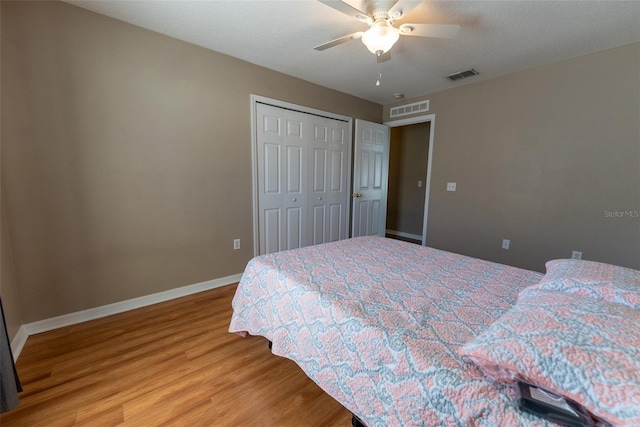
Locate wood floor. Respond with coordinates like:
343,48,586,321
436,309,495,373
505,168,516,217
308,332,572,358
1,284,353,427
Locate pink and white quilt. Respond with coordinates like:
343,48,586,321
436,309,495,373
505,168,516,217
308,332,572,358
228,236,548,426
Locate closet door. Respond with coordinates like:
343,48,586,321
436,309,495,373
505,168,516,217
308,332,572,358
308,118,350,246
256,102,351,255
256,103,307,254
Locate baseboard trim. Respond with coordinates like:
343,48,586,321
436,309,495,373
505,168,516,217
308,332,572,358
10,325,28,362
385,229,422,241
22,273,243,339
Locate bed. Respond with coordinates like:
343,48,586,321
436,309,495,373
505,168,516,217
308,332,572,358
229,236,640,426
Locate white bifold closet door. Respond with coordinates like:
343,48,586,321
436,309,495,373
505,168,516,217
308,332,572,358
256,102,350,255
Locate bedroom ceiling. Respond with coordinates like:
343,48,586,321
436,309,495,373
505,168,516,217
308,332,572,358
65,0,640,105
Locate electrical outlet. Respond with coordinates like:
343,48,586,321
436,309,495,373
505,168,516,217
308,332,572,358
502,239,510,250
446,182,456,192
233,239,240,250
571,250,582,260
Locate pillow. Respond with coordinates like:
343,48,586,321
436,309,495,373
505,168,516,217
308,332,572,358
459,289,640,426
524,259,640,310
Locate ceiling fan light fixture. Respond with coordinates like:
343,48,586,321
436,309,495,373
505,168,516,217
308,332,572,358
361,20,400,55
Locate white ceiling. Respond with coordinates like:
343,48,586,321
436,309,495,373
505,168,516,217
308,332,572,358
65,0,640,105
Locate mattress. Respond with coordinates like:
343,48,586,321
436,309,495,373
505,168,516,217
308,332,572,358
229,236,550,426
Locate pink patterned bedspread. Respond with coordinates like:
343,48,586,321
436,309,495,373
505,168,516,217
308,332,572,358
229,236,548,426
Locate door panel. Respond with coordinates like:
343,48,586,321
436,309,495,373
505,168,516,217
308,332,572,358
356,201,369,236
286,207,302,249
352,119,390,238
359,151,370,188
263,114,280,134
286,146,302,193
257,104,307,254
374,152,383,188
372,200,381,235
264,209,280,254
264,143,280,194
287,119,302,138
308,117,349,246
313,149,327,192
312,205,326,245
330,150,343,192
329,204,342,242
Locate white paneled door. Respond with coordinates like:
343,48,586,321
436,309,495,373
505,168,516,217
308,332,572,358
352,119,390,238
256,102,350,255
307,118,349,246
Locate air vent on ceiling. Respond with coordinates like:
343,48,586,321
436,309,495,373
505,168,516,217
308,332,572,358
447,68,479,81
389,100,429,118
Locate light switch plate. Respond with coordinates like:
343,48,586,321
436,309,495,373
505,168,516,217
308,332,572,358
446,182,456,192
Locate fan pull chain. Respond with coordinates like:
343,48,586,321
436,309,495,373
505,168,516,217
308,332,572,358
376,72,382,86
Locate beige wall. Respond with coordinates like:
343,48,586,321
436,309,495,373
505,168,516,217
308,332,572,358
1,1,25,341
386,43,640,272
1,203,23,340
1,1,381,324
387,122,430,236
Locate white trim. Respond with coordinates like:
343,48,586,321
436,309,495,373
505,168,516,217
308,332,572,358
384,114,432,128
252,95,352,123
384,114,435,246
251,95,260,258
250,94,353,256
385,229,422,241
22,274,242,337
10,325,28,361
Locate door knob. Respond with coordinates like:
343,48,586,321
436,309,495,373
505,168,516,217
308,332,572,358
352,193,363,198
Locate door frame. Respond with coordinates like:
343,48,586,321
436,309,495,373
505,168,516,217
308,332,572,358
383,114,435,246
250,95,353,256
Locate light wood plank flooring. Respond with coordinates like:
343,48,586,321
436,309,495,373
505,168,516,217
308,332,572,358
1,284,352,426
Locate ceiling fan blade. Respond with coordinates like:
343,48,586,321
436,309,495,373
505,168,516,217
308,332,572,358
387,0,423,20
398,23,461,38
314,32,364,51
317,0,369,21
377,51,391,63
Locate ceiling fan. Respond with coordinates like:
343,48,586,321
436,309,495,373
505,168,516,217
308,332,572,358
314,0,460,61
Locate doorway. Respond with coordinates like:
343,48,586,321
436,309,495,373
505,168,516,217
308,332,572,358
384,114,435,246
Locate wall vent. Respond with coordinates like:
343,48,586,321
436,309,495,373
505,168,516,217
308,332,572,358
447,68,479,81
389,100,429,118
